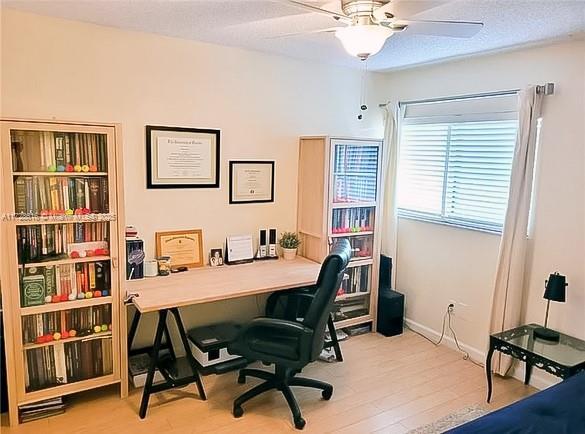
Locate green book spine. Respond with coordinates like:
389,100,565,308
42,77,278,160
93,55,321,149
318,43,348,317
22,272,46,307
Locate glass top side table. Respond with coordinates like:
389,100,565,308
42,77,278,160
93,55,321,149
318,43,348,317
486,323,585,402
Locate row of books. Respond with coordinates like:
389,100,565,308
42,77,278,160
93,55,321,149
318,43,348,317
17,223,109,262
339,265,370,295
333,145,379,173
333,176,377,203
22,305,112,344
14,176,109,216
21,261,111,307
11,131,108,172
331,207,374,233
19,397,65,423
25,338,113,392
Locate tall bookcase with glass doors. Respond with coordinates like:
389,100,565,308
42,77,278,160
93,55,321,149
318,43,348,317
297,136,383,330
0,119,126,426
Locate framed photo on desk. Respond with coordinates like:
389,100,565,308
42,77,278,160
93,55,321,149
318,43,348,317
146,125,220,189
229,160,275,204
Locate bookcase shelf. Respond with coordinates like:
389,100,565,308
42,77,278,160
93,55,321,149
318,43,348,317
336,291,370,301
20,374,119,406
297,136,383,332
20,296,113,315
14,214,116,226
1,119,125,426
23,255,111,269
347,259,374,268
13,172,108,177
23,331,113,350
332,202,377,209
330,231,374,238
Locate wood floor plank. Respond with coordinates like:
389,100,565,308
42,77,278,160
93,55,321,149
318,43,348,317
0,331,535,433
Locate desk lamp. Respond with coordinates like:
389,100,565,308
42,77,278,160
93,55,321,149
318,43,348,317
533,272,567,342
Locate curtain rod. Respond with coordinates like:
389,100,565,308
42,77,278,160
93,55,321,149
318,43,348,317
378,82,555,108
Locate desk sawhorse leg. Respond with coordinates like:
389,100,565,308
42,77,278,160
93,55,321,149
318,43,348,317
324,315,343,362
129,307,207,419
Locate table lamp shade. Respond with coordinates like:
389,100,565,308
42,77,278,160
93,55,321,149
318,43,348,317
544,272,567,302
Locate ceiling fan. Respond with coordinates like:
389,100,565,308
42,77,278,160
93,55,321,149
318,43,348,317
280,0,484,60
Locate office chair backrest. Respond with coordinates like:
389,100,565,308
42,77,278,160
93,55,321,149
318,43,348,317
302,239,351,360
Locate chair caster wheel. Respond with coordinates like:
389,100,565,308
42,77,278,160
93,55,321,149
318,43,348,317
322,387,333,400
237,375,246,384
233,405,244,418
294,417,306,430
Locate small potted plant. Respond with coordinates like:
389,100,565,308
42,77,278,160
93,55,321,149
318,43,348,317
279,232,301,260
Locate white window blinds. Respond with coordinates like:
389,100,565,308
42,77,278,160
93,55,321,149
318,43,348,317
397,93,519,232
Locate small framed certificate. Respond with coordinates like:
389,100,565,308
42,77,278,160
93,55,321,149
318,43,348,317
155,229,204,268
229,161,275,204
146,125,220,189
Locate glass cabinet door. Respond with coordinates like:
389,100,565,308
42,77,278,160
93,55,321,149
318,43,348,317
332,141,379,204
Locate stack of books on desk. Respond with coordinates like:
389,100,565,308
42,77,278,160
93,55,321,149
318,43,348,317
19,397,65,423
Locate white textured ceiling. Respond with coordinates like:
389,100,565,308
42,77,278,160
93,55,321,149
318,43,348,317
3,0,585,70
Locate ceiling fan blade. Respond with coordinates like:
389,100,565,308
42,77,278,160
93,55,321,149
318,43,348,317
280,0,352,23
266,27,343,39
373,0,449,22
393,19,483,38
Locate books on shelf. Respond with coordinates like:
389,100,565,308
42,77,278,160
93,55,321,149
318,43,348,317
20,261,111,307
14,176,109,216
11,131,108,173
331,207,373,234
24,337,113,392
19,397,65,423
17,222,109,263
338,265,370,296
22,304,112,345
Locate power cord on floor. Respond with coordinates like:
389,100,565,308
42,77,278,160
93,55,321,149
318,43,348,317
404,305,484,368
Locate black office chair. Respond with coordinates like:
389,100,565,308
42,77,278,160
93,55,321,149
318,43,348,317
227,239,351,429
265,274,344,362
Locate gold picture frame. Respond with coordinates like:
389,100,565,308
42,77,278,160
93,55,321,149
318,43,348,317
155,229,204,268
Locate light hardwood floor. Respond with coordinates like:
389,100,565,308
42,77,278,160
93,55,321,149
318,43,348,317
1,331,535,433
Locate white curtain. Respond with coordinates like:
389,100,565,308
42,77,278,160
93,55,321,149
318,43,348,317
380,103,403,288
489,86,544,375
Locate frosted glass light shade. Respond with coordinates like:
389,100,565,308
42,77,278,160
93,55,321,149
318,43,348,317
335,25,393,59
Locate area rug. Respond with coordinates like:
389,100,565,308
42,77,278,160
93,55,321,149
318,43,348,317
406,405,489,433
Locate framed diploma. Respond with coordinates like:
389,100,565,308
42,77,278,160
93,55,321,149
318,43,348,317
155,229,204,268
146,125,220,189
229,161,275,204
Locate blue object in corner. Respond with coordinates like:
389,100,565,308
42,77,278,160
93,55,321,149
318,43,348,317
448,372,585,433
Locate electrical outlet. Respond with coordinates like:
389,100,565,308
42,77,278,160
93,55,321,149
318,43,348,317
448,303,455,313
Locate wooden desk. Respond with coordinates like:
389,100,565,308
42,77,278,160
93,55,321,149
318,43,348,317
124,257,322,418
126,257,321,313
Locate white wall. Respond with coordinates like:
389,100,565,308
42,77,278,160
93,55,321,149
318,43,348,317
374,40,585,385
0,8,383,347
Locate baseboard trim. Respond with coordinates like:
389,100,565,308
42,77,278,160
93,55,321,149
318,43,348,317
403,317,557,391
404,317,486,364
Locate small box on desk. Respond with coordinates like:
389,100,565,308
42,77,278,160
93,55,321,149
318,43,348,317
188,323,248,375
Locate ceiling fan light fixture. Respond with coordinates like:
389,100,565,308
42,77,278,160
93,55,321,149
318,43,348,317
335,25,393,60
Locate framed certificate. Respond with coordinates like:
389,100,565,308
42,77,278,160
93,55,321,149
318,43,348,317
146,125,220,189
155,229,204,268
229,161,275,204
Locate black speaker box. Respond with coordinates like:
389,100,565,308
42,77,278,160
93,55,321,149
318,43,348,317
377,254,404,337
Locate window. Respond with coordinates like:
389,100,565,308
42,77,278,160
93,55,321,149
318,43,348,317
397,94,519,232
